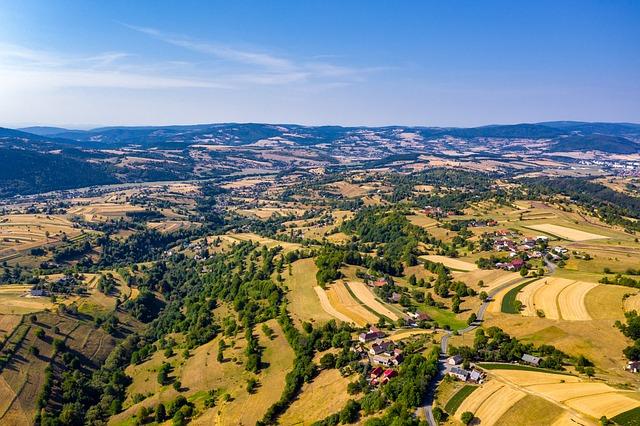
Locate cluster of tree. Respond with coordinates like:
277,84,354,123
600,274,640,289
616,310,640,361
52,240,92,263
450,327,569,370
524,177,640,232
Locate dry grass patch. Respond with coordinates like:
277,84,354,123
495,395,565,426
285,259,334,326
279,369,352,425
313,287,353,324
586,285,633,320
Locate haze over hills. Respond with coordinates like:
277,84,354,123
1,121,639,198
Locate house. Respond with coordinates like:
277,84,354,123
370,340,394,355
522,354,541,366
447,355,463,366
383,368,397,379
369,277,389,288
389,292,401,303
625,361,640,373
29,288,47,297
469,370,485,383
448,367,470,381
511,259,525,270
359,326,385,343
370,366,383,378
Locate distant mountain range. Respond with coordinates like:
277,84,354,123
1,121,639,197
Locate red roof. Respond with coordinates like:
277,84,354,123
370,367,383,377
383,369,397,377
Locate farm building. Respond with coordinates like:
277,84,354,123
522,354,541,366
447,355,463,366
359,326,385,343
369,340,394,355
625,360,640,373
448,367,470,381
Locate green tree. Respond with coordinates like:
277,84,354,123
461,411,474,425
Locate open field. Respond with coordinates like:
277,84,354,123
0,285,55,314
285,259,334,326
147,220,193,233
585,284,635,320
517,277,601,320
68,203,146,221
222,233,301,252
484,308,640,382
0,214,84,262
313,286,353,324
490,368,640,420
421,255,478,271
455,379,526,426
346,281,401,321
279,369,353,425
325,282,378,326
0,314,21,343
524,224,608,241
495,395,566,426
0,312,116,425
407,214,439,228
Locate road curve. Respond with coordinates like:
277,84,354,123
418,275,532,425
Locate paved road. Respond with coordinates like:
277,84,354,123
418,275,532,425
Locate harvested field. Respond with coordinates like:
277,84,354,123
313,287,353,324
147,220,193,233
346,281,401,321
325,282,378,326
458,269,520,293
456,380,526,426
524,224,607,241
490,368,640,420
517,277,599,320
421,255,478,271
279,369,352,425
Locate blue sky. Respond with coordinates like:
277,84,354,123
0,0,638,128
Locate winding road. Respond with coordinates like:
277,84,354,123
417,274,534,425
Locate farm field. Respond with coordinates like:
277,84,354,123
455,379,526,426
346,281,402,321
524,223,608,241
313,286,353,324
516,277,601,320
0,285,55,314
222,233,301,252
421,255,478,271
482,313,637,382
67,203,146,221
324,281,378,326
490,368,640,421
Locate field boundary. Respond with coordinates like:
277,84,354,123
612,406,640,426
478,363,574,376
444,385,478,414
501,278,540,314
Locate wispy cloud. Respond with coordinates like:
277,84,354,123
0,26,385,93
